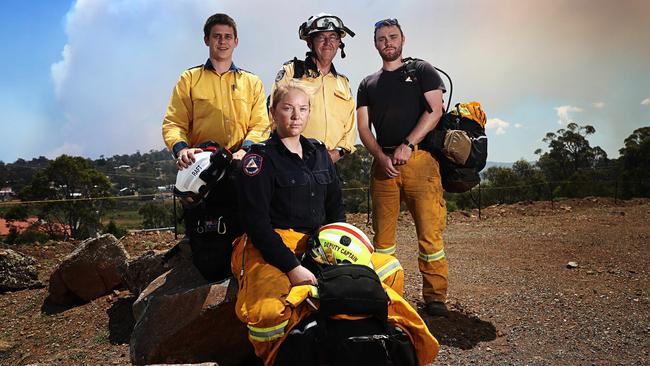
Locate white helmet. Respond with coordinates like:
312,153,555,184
299,13,355,41
173,147,232,206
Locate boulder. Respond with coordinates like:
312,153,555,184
130,254,254,366
48,234,129,304
147,364,218,366
119,250,167,295
0,249,42,292
119,239,191,296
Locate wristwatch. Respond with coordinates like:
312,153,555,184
336,147,347,157
401,138,415,151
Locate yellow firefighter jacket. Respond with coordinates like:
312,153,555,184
272,57,357,153
162,60,270,156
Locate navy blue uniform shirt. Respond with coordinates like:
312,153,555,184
237,132,345,273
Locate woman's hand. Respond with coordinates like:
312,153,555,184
287,265,317,286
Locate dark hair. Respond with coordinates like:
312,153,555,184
373,22,403,40
204,13,237,39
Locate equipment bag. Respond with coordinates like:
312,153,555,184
275,264,417,366
430,102,487,167
426,102,488,193
402,57,489,193
183,163,243,282
317,264,389,319
275,315,417,366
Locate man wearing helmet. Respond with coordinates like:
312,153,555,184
271,13,357,164
357,19,450,317
162,13,270,281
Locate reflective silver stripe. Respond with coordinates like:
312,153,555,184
375,245,396,255
418,249,445,262
289,320,318,335
376,258,402,281
247,319,288,342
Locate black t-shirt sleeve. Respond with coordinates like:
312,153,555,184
356,77,368,108
237,151,300,273
418,61,446,94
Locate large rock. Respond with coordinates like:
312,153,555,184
130,255,254,366
119,249,167,295
48,234,129,304
0,249,42,292
147,364,218,366
119,239,191,296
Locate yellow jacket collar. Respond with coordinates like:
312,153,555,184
304,55,338,77
204,58,240,73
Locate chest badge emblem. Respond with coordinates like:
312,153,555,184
243,154,263,176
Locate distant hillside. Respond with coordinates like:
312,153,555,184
0,149,176,196
484,161,516,169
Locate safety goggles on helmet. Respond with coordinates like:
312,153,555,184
310,222,374,267
173,147,233,207
374,18,399,28
299,13,356,41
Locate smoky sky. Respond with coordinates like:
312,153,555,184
45,0,650,162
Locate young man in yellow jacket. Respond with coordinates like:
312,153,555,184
271,13,357,164
163,13,269,168
161,13,270,281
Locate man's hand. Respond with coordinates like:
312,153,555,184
176,147,203,170
232,149,247,160
392,145,412,166
376,153,400,178
327,149,342,164
287,265,317,286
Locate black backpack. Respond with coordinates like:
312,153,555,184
182,175,243,281
425,104,488,193
275,264,417,366
403,57,488,193
174,142,244,281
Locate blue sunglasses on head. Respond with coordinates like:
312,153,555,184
374,18,399,28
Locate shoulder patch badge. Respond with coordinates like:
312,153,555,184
275,69,286,82
243,154,263,176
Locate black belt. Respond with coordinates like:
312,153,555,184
381,144,419,154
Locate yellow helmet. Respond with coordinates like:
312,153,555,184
310,222,374,267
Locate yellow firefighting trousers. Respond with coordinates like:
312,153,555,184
371,148,448,303
231,229,405,365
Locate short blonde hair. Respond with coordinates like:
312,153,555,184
269,84,311,129
271,84,310,110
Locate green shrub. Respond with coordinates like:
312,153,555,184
445,199,458,212
104,220,127,238
4,227,49,245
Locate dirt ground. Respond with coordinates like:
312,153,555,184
1,197,649,365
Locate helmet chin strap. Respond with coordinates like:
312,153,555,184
340,42,346,58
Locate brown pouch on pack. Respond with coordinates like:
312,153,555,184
442,130,472,165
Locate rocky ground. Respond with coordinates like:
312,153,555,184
1,197,649,365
